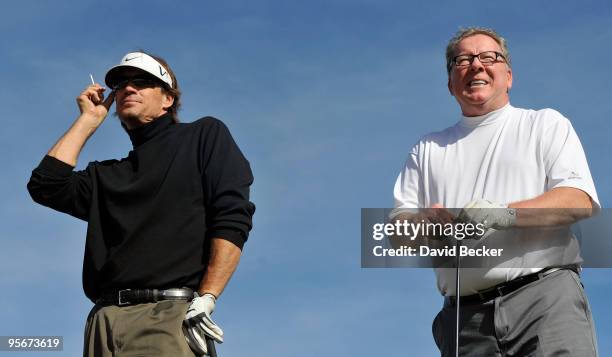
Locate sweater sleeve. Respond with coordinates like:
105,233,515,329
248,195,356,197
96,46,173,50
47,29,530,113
27,155,93,221
200,118,256,249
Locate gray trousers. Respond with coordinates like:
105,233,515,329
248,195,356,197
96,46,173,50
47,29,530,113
432,270,598,357
83,300,196,357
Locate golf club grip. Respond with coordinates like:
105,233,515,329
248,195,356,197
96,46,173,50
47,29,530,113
206,336,217,357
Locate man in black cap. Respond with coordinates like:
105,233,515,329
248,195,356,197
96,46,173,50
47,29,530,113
28,51,255,356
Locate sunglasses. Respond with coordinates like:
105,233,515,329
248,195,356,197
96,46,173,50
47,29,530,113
111,77,164,91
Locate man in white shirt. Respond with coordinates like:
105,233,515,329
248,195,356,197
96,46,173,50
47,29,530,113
392,27,599,356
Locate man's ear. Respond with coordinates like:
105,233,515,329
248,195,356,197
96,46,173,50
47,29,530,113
506,67,513,93
162,93,175,111
447,77,454,96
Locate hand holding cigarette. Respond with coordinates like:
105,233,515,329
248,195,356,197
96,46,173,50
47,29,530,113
75,73,115,125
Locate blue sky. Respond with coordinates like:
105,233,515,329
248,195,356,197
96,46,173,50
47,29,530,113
2,1,611,356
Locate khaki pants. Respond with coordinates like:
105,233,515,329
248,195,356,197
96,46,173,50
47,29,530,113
83,300,196,357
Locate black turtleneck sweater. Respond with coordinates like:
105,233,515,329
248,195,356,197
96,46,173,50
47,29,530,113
27,114,255,302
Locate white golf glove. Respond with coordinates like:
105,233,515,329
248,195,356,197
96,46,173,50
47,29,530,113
458,199,517,230
183,293,223,356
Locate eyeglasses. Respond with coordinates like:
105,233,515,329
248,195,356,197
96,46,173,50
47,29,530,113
451,51,507,68
111,77,163,91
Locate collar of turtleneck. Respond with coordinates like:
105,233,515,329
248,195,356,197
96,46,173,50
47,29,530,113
125,113,174,148
460,103,511,128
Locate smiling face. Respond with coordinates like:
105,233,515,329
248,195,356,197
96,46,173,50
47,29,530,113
448,34,513,117
114,68,174,128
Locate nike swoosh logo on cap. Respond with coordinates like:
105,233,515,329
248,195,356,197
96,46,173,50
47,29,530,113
159,66,167,76
124,56,138,62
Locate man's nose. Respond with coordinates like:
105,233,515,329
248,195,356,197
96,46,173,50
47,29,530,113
469,57,485,72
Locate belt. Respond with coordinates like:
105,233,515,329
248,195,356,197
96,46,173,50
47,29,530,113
97,288,194,306
447,264,580,306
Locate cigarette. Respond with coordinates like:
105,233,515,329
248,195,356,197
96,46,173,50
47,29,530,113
89,74,95,85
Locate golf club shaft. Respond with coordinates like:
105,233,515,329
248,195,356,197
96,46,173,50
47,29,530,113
206,336,217,357
455,239,461,357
